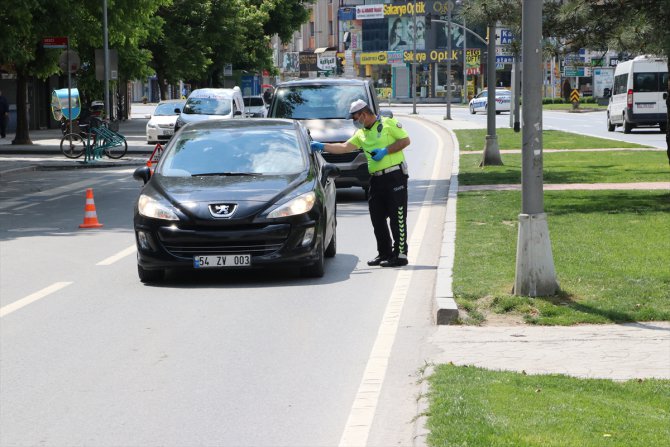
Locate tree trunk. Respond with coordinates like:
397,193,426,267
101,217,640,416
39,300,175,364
666,60,669,164
12,72,32,145
156,73,167,100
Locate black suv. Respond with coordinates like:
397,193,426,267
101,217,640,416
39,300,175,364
268,78,391,195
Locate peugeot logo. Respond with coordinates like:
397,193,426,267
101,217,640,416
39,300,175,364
209,203,237,218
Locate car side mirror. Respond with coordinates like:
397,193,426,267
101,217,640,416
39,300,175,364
133,166,152,184
664,92,668,100
380,109,394,118
174,108,181,114
321,163,340,186
234,110,243,116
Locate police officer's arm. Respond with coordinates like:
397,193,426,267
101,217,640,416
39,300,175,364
386,137,410,154
321,141,359,154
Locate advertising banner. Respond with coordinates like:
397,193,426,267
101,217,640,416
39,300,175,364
361,52,388,65
387,51,405,66
356,5,384,20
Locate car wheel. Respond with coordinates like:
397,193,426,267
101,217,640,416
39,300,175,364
623,118,633,134
301,241,325,278
659,124,667,133
325,224,337,258
607,115,615,132
469,104,475,114
138,264,164,283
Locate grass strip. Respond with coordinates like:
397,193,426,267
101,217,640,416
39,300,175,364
456,128,650,151
458,151,669,185
426,364,670,447
453,190,670,325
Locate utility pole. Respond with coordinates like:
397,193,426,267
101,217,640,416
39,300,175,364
103,0,110,120
444,2,452,120
514,0,558,297
411,0,417,114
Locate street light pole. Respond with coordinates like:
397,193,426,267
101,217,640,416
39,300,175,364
444,3,452,120
103,0,110,119
411,0,417,114
514,0,558,296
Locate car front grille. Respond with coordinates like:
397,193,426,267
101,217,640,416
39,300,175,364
157,224,290,258
323,151,361,163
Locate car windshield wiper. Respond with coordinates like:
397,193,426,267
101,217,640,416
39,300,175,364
193,172,258,177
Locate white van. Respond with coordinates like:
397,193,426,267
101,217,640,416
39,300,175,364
175,87,244,132
607,55,668,133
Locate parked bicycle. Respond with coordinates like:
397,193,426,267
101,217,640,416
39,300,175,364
60,117,128,159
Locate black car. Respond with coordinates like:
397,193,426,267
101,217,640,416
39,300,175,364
268,78,392,197
132,119,339,282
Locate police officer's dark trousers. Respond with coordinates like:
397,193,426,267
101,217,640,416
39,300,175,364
368,169,408,258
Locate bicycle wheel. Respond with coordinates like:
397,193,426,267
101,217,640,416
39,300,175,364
104,139,128,159
60,133,86,158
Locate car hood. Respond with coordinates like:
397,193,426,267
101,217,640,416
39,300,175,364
152,173,307,219
148,115,178,126
298,118,355,143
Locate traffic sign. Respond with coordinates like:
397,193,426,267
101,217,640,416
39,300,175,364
58,50,80,74
570,89,580,103
43,37,68,49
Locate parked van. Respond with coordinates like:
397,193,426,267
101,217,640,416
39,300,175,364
606,55,668,133
175,87,244,132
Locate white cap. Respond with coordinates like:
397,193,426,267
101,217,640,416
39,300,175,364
349,99,368,116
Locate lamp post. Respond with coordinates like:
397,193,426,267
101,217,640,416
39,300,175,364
103,0,110,119
411,0,417,114
444,1,452,120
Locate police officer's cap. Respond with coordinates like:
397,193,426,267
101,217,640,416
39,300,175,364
349,99,369,117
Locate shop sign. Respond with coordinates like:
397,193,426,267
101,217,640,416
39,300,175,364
384,2,425,17
387,51,405,66
318,54,337,71
361,52,388,65
299,52,318,72
356,4,384,20
466,49,480,69
403,49,460,64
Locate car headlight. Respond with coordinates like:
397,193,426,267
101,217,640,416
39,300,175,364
138,194,179,221
267,191,316,218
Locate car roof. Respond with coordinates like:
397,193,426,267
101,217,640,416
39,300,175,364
157,99,185,104
181,118,298,132
276,78,370,87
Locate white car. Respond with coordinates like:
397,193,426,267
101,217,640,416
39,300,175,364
469,89,512,114
243,96,268,118
146,99,185,144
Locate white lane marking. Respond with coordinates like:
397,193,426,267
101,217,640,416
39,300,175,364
0,282,73,318
96,244,136,266
339,118,445,447
0,178,109,211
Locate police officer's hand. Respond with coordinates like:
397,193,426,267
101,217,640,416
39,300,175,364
370,147,388,161
310,141,325,152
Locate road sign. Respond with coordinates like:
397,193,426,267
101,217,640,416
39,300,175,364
570,89,580,103
58,50,80,74
43,37,68,49
224,63,233,76
499,29,514,45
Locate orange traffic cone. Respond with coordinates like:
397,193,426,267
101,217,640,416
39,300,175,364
79,188,104,228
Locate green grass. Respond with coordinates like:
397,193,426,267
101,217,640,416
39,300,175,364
456,128,650,151
543,103,609,111
426,364,670,447
453,190,670,325
458,151,670,185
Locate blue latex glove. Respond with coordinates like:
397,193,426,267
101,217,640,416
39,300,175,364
370,147,388,161
310,141,325,152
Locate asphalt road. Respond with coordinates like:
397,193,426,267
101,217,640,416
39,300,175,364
0,116,452,446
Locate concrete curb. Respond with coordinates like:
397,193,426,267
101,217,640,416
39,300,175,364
434,126,461,325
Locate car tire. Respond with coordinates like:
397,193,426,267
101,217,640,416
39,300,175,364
138,265,164,283
607,115,615,132
302,241,325,278
623,118,633,134
659,124,667,133
469,104,475,114
325,224,337,258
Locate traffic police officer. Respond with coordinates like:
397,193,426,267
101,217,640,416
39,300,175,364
311,99,411,267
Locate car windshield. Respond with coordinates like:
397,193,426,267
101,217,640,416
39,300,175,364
272,84,367,119
183,97,232,115
158,128,307,176
244,97,265,107
154,102,183,116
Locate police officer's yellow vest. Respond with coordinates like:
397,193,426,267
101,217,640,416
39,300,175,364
347,116,409,173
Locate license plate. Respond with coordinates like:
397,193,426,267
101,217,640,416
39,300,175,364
161,129,174,136
193,254,251,268
636,103,654,109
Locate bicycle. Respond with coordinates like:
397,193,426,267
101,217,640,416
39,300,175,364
60,117,128,159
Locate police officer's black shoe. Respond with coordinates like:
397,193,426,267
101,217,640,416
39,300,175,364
367,255,391,266
380,255,408,268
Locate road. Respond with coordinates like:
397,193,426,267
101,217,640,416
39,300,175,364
389,104,667,149
0,116,451,446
